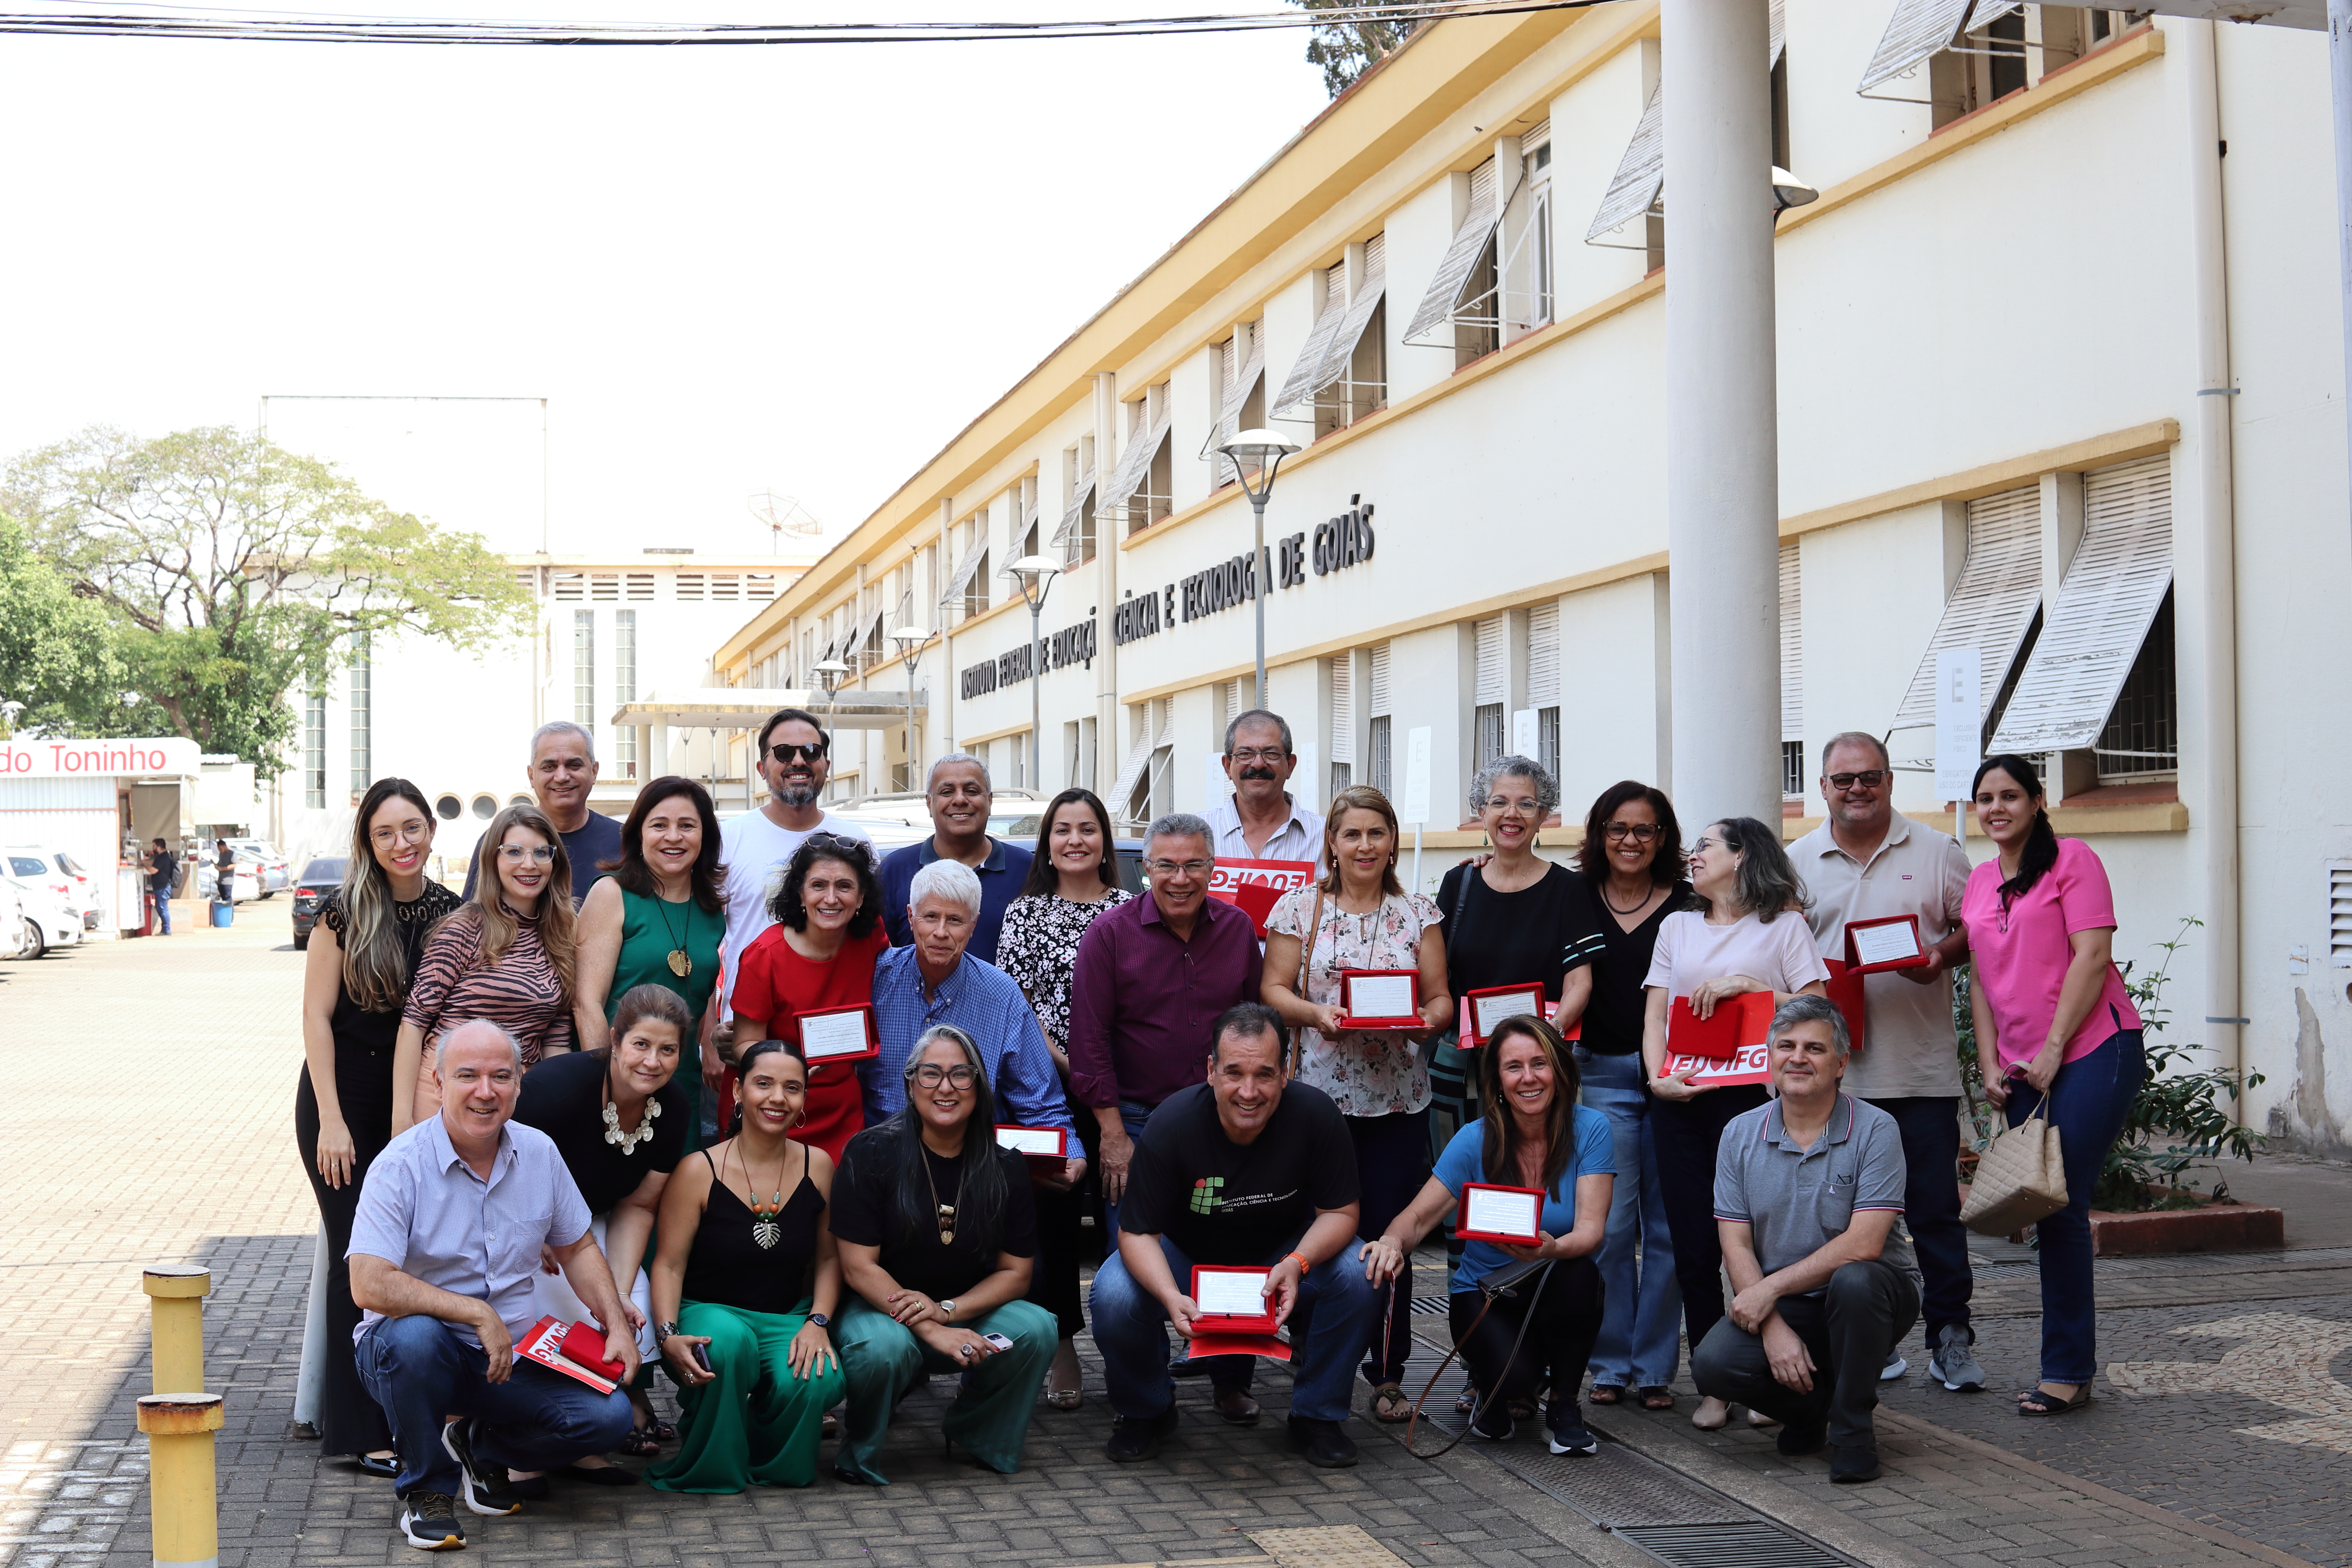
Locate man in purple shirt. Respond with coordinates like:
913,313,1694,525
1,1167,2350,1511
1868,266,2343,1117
1068,811,1267,1423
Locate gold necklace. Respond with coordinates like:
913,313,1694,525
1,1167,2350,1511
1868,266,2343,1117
921,1145,966,1246
652,884,694,978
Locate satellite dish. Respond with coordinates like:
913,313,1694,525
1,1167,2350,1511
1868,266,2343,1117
749,491,823,543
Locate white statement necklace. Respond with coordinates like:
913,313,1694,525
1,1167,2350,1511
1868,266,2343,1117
602,1090,661,1155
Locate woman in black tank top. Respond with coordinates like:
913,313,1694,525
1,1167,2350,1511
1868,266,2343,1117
646,1040,846,1493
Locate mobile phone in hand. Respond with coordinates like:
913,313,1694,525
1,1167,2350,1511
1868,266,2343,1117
691,1343,713,1374
981,1332,1015,1352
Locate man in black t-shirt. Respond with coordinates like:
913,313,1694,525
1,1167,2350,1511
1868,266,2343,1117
1091,1002,1373,1470
145,839,176,935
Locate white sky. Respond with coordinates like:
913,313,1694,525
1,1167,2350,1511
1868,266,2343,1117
0,4,1334,558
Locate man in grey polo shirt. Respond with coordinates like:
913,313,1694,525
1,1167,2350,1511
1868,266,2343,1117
350,1021,637,1551
1792,730,1982,1395
1693,996,1922,1485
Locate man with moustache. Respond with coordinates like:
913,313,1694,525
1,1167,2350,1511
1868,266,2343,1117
461,722,624,906
1204,710,1325,864
716,708,873,1018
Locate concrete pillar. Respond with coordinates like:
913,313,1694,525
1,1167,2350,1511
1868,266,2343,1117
1662,0,1782,830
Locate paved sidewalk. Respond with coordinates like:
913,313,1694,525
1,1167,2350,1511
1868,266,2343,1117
5,909,2348,1568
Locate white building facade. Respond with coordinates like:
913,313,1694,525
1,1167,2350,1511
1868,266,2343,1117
710,4,2352,1158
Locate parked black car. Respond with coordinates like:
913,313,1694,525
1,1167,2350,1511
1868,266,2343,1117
290,857,348,951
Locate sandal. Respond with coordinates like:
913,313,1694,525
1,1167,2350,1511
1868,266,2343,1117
1454,1389,1479,1417
1045,1387,1083,1411
1506,1397,1538,1424
1588,1385,1627,1407
2016,1385,2092,1417
619,1423,662,1458
1637,1387,1677,1412
1370,1384,1412,1424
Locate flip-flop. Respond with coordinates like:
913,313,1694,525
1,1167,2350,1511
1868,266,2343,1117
1370,1384,1412,1424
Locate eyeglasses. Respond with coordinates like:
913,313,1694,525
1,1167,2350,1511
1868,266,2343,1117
1826,770,1889,790
498,845,555,865
769,742,828,764
1689,836,1720,855
1227,747,1288,764
909,1063,978,1089
1484,797,1541,814
1145,858,1212,878
1603,822,1663,843
370,822,431,848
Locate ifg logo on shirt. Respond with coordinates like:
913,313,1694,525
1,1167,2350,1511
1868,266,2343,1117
1189,1176,1225,1216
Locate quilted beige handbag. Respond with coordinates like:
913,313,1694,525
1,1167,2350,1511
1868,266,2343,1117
1961,1102,2068,1236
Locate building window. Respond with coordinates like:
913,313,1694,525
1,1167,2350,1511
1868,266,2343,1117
303,690,326,809
2096,589,2176,781
1369,716,1393,797
347,633,371,801
676,572,704,601
1783,740,1804,799
591,573,618,601
1014,476,1040,561
613,610,638,780
626,572,655,601
1780,541,1802,793
554,571,584,601
1475,704,1505,773
573,610,595,742
1538,707,1560,780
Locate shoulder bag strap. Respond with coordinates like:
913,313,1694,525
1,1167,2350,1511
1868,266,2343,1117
1290,885,1327,1078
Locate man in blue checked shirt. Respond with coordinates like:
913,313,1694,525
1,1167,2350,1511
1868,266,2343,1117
865,858,1086,1190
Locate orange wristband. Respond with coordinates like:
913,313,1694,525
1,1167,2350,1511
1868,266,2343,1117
1285,1250,1311,1276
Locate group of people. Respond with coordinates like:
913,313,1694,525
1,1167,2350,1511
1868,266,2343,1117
296,703,2150,1549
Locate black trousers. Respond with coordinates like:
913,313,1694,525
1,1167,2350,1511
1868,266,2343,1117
1648,1084,1768,1349
1447,1256,1604,1426
1690,1260,1920,1450
294,1054,396,1457
1025,1103,1103,1340
1349,1110,1430,1387
1860,1095,1973,1349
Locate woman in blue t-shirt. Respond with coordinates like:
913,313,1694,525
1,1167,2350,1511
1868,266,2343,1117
1361,1015,1614,1456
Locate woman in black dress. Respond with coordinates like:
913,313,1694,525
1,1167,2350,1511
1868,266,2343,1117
295,778,461,1470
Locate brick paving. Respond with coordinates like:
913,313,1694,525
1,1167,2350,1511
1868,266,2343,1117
4,910,2347,1568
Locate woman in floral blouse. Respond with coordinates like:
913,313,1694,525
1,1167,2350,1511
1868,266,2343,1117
1262,784,1453,1423
995,788,1132,1410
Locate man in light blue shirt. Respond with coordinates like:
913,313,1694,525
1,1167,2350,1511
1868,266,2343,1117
350,1020,636,1550
865,859,1083,1187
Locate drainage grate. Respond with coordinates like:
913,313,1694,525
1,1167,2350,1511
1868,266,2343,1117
1477,1443,1746,1528
1408,1294,1449,1316
1616,1523,1856,1568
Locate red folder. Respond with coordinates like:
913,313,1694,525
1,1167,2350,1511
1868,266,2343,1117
1207,858,1318,938
1824,960,1869,1052
1666,992,1774,1060
517,1316,622,1393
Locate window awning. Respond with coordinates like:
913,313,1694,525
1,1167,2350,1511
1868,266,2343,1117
1275,240,1386,416
1201,327,1269,464
1048,471,1096,553
1991,456,2175,754
1890,484,2044,731
936,537,989,610
1098,400,1173,518
1106,728,1155,817
1858,0,1975,97
1591,0,1783,242
1407,164,1501,341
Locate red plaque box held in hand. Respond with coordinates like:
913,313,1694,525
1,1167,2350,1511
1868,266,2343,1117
1455,1182,1545,1246
794,1003,879,1064
517,1316,622,1394
1462,983,1546,1047
994,1125,1067,1163
1336,969,1422,1031
1190,1265,1280,1334
1842,913,1928,975
1660,991,1777,1089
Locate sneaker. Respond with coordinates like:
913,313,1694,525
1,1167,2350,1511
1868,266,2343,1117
1830,1445,1883,1484
439,1421,521,1516
1286,1415,1358,1469
1879,1353,1909,1382
1929,1325,1987,1392
1105,1405,1180,1464
1467,1400,1515,1442
1546,1417,1599,1456
1775,1423,1828,1457
397,1492,466,1550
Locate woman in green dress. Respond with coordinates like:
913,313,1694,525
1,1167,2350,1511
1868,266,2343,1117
646,1039,846,1492
575,776,728,1149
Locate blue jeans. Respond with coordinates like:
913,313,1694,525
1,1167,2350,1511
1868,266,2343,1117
1575,1049,1681,1388
1103,1102,1250,1394
151,888,171,935
1860,1095,1972,1350
356,1315,634,1496
2004,1025,2146,1385
1090,1232,1376,1424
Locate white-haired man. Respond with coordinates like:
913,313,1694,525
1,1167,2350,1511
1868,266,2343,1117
863,858,1082,1185
350,1020,636,1550
460,721,622,906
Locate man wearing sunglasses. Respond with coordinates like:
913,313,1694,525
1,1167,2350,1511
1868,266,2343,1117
1789,731,1980,1397
717,708,872,1016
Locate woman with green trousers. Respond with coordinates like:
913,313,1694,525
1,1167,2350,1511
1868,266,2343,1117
647,1039,846,1491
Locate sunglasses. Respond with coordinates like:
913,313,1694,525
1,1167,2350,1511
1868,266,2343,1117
1826,770,1889,790
769,742,828,764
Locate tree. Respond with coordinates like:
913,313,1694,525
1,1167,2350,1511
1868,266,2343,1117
1289,0,1418,98
0,513,130,737
4,425,530,768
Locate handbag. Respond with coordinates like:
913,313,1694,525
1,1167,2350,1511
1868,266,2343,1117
1960,1092,2068,1236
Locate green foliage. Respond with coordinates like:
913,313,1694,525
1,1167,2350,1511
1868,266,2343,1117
0,513,129,735
3,425,529,769
1955,916,2266,1212
1289,0,1417,97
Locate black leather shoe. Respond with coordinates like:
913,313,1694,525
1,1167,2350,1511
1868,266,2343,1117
1775,1423,1828,1457
1286,1416,1358,1469
1106,1405,1180,1463
1830,1445,1882,1484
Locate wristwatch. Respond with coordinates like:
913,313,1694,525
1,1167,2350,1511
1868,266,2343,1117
807,1312,831,1330
939,1299,958,1322
653,1321,680,1345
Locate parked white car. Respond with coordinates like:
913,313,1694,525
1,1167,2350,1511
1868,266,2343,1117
194,855,261,903
4,845,102,931
225,839,289,895
0,877,27,959
2,864,82,957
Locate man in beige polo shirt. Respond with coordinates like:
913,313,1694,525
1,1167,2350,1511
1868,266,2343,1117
1792,731,1983,1396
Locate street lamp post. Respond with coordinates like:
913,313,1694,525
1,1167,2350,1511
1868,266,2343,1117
1000,555,1062,791
889,624,927,793
811,657,851,803
1215,428,1303,709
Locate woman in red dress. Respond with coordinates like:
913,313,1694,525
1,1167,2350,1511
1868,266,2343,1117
727,833,886,1162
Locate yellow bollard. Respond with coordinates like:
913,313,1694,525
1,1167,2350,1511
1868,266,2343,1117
142,1268,211,1395
137,1392,223,1568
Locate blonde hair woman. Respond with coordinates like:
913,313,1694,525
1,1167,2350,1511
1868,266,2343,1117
394,802,582,1129
1261,784,1453,1424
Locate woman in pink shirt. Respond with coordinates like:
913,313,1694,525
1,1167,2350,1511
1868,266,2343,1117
1960,755,2145,1419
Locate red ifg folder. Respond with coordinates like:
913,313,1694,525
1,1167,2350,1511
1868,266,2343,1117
517,1316,622,1394
1665,991,1775,1060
